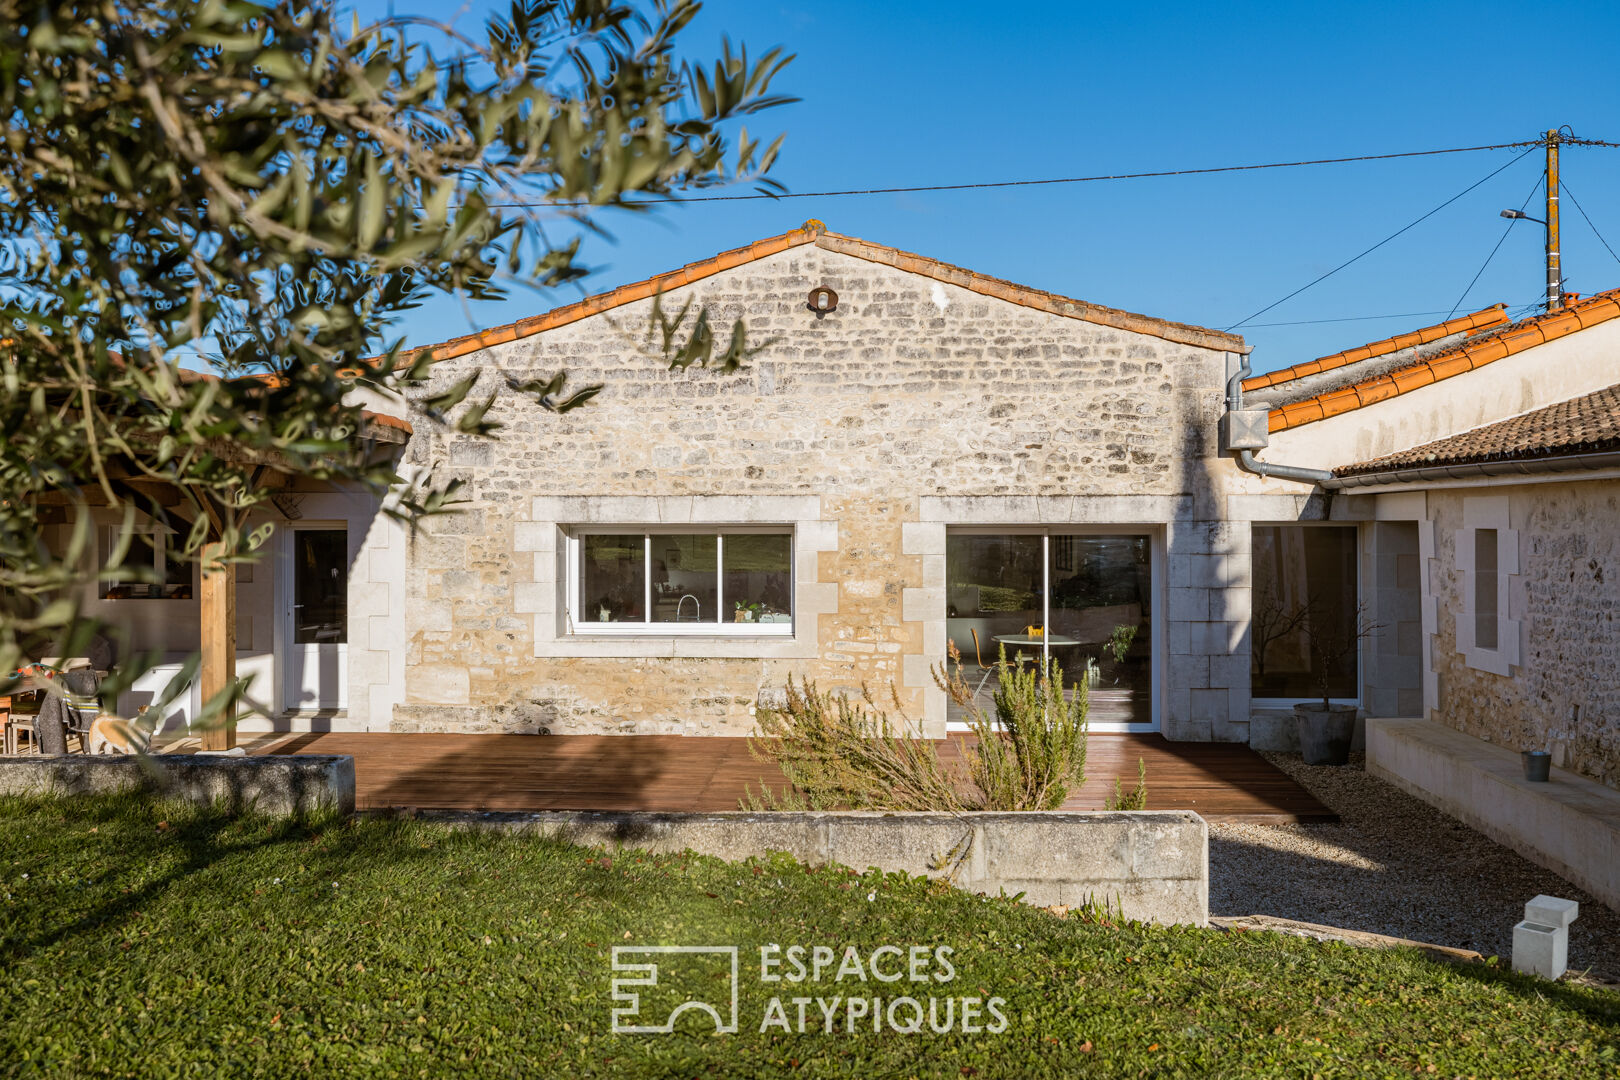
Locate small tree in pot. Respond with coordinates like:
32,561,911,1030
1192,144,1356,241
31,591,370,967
1293,601,1379,766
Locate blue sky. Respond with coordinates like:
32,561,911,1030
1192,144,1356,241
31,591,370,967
361,0,1620,375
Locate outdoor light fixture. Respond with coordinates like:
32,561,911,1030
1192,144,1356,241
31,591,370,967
806,286,838,318
1500,208,1548,225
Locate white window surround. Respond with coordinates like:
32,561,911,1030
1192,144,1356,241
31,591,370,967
1455,495,1520,676
565,526,795,638
517,496,838,660
939,524,1164,734
912,496,1180,737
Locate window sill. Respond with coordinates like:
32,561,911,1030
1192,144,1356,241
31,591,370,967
568,626,794,638
536,630,817,660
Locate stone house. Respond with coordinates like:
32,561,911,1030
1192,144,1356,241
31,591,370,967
1329,382,1620,785
70,225,1620,796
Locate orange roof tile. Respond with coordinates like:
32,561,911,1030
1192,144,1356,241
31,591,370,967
1266,290,1620,433
1241,305,1509,393
361,410,413,436
407,222,1248,361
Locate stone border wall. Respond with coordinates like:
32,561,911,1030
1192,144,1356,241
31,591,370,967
412,807,1209,926
1367,718,1620,911
0,754,355,816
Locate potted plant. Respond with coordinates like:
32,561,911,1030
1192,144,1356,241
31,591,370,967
1292,601,1378,766
734,600,763,623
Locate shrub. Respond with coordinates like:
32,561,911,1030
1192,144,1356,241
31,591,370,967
744,681,964,811
1104,758,1148,811
745,645,1089,812
939,645,1088,812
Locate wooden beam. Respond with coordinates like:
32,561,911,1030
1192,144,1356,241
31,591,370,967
198,540,237,751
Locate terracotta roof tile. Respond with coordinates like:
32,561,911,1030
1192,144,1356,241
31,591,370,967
402,223,1247,361
361,410,413,436
1267,290,1620,433
1335,384,1620,476
1241,305,1509,393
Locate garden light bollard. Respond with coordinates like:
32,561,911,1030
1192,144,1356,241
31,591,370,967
1511,895,1579,980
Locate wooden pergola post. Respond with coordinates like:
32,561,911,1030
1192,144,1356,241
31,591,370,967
199,539,237,750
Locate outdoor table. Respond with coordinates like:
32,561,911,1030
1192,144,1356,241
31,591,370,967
985,634,1083,685
991,633,1081,649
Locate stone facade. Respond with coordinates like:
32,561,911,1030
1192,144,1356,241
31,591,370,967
1424,481,1620,790
391,241,1251,738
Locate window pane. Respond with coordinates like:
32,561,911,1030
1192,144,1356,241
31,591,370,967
1251,526,1358,698
582,534,646,623
1049,535,1152,724
946,534,1044,667
651,534,718,623
161,536,192,592
103,529,192,599
1475,528,1498,650
723,534,793,623
293,530,347,644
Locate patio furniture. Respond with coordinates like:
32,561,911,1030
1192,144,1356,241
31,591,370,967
3,695,39,755
966,628,998,700
33,690,70,755
28,667,102,755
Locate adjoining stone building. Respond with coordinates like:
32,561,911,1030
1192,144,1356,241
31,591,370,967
72,225,1620,802
1331,382,1620,786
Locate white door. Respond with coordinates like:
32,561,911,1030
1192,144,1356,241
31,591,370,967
284,528,348,710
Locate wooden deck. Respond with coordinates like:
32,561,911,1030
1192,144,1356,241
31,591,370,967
252,732,1333,822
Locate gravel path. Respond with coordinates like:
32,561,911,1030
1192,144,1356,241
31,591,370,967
1211,753,1620,983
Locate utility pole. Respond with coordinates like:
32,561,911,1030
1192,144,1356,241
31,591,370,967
1545,128,1562,311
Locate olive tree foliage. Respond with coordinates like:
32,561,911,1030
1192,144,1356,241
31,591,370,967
0,0,792,694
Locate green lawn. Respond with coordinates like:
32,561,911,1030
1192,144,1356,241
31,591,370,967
2,795,1616,1078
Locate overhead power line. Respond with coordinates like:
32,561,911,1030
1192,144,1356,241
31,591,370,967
1242,310,1454,328
482,139,1559,208
1446,171,1544,319
1560,179,1620,270
1224,146,1540,331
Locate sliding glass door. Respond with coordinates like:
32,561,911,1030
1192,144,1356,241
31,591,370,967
945,529,1156,729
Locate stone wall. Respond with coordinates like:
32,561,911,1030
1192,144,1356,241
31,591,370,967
0,754,356,815
432,808,1210,926
1426,481,1620,789
394,242,1244,737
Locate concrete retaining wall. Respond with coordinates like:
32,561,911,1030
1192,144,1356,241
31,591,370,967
426,808,1209,926
1367,718,1620,911
0,754,355,816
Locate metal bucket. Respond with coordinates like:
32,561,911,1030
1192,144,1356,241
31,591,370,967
1522,750,1552,782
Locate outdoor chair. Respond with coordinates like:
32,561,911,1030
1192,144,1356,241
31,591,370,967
59,668,103,754
968,628,1034,703
19,666,102,755
3,707,37,755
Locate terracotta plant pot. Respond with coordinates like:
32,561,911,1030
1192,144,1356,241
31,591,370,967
1294,702,1357,766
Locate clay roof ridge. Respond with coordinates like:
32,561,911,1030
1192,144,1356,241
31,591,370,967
389,224,1247,362
1267,289,1620,433
1241,305,1509,394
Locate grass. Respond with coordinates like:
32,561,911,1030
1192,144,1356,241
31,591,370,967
1,795,1617,1078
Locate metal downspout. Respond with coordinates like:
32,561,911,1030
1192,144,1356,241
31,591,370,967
1224,350,1335,485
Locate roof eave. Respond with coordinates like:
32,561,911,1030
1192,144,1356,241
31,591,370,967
1327,448,1620,489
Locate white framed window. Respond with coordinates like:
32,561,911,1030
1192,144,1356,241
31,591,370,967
1456,497,1519,676
99,525,194,600
565,526,794,635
